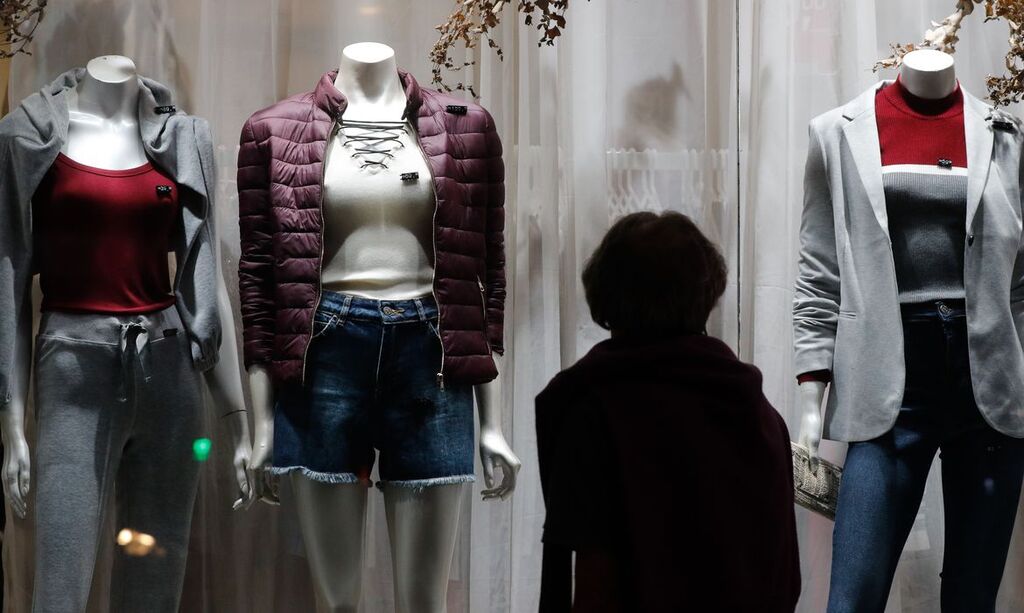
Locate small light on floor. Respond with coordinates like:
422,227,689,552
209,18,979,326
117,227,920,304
117,528,161,557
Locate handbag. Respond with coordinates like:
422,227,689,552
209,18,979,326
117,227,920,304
791,442,842,520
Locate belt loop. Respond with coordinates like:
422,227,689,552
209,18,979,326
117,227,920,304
414,298,428,322
339,294,353,325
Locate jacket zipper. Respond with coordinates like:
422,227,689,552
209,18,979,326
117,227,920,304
477,274,491,353
301,114,340,385
411,120,446,389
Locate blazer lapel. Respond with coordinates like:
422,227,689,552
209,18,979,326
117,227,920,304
963,91,995,233
841,83,889,236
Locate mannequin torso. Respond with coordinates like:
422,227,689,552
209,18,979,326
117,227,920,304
321,48,435,299
796,48,958,462
63,56,148,169
245,42,519,613
1,55,253,522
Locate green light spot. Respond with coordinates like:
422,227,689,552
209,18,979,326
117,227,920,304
193,438,212,462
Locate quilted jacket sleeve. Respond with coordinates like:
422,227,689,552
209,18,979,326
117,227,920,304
236,117,276,367
481,110,507,355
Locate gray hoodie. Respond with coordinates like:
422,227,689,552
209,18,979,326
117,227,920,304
0,69,221,406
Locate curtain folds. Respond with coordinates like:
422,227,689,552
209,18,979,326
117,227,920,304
3,1,1024,611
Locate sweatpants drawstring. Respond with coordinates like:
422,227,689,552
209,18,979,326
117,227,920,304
116,322,151,402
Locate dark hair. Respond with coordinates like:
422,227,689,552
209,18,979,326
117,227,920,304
582,211,727,336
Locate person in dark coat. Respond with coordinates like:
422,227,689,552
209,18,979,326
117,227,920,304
536,211,800,612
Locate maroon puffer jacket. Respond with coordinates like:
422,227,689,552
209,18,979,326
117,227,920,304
237,69,505,386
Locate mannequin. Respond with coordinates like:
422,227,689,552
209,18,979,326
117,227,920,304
244,43,519,612
795,47,1024,612
0,55,253,611
796,48,957,463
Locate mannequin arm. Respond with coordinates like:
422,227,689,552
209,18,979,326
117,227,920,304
476,356,520,501
2,301,32,519
246,364,279,505
203,276,254,510
796,380,827,468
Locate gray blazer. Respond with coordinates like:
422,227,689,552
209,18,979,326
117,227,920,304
0,69,222,408
794,81,1024,442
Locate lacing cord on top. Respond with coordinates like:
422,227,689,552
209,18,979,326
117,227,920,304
340,120,407,171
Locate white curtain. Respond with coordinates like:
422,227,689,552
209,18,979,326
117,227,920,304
3,1,1024,611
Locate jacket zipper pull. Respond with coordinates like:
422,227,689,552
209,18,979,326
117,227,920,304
436,372,446,390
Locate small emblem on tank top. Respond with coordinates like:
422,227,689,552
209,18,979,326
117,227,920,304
400,172,420,182
156,185,173,196
154,105,176,115
445,105,468,115
163,328,178,338
938,159,953,169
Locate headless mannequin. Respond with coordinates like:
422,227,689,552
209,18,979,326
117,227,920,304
0,55,254,521
797,48,958,462
247,43,520,613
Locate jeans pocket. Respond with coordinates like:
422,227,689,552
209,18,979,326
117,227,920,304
426,319,442,340
312,313,341,338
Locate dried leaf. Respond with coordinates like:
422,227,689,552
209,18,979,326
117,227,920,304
431,0,590,96
0,0,46,58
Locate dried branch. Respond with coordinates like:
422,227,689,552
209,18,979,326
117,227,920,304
431,0,587,96
875,0,1024,106
874,0,980,71
984,1,1024,105
0,0,46,58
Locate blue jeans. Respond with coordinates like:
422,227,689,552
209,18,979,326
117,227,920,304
827,300,1024,613
271,292,475,488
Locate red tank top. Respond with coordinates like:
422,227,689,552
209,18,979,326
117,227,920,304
33,153,180,313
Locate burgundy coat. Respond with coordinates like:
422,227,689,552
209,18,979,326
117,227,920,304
236,70,505,386
536,334,801,612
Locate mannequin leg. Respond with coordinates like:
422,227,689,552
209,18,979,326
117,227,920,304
384,483,465,613
31,335,126,613
109,333,203,613
826,424,936,613
939,430,1024,612
291,476,369,613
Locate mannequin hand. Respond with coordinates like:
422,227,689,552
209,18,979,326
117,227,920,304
225,411,255,511
797,381,827,469
1,428,30,519
248,429,279,506
480,427,520,501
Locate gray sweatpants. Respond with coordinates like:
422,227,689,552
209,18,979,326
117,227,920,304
31,305,204,613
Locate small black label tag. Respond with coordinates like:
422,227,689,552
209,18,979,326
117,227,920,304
400,172,419,182
993,119,1016,132
156,185,173,196
163,328,178,338
154,105,176,115
445,104,468,115
938,158,953,169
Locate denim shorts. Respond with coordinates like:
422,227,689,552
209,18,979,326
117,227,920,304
270,291,475,489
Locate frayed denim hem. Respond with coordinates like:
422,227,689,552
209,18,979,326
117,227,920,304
268,466,366,485
376,474,475,493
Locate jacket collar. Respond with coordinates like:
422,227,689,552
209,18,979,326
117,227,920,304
841,80,999,236
34,69,213,201
312,68,424,121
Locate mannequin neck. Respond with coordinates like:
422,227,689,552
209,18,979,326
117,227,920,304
899,50,957,100
75,56,140,123
334,42,406,121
